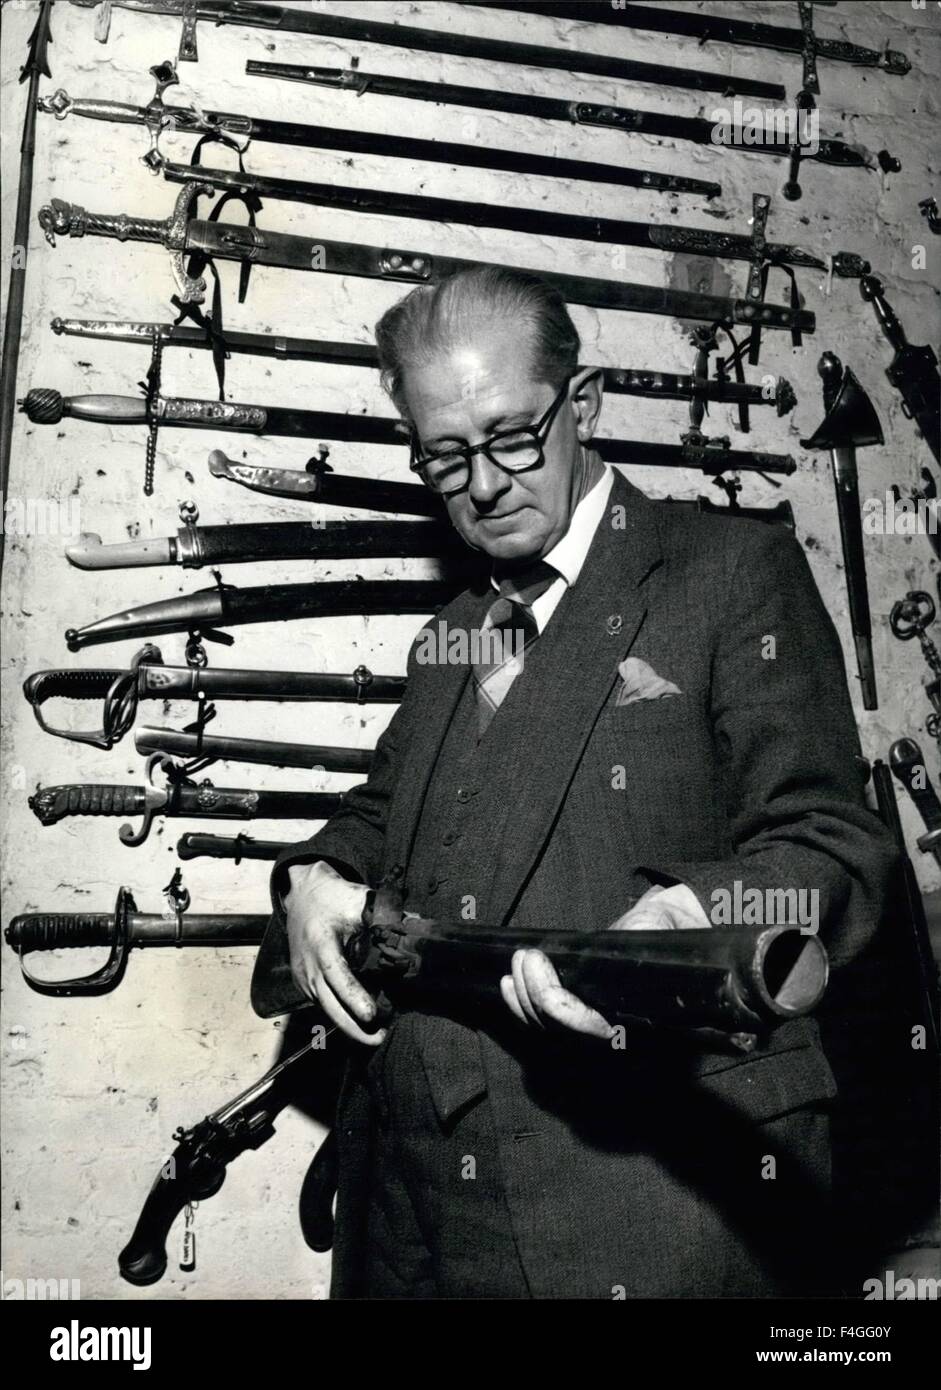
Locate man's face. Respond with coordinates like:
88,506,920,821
401,325,601,564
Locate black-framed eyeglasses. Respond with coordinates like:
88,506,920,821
408,376,572,497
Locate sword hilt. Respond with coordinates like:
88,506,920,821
29,783,146,826
6,913,115,951
890,738,941,860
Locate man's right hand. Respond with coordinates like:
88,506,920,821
284,860,387,1046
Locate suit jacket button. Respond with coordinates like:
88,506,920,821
456,787,471,803
426,876,440,894
442,830,458,845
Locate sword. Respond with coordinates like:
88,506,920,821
64,515,459,570
860,275,940,465
28,752,343,846
50,318,797,415
20,384,797,488
24,645,406,750
177,832,290,863
68,0,784,97
38,69,720,200
64,578,456,652
466,2,911,75
207,452,439,516
801,353,883,710
134,726,374,775
889,738,941,868
244,58,868,170
6,884,266,997
162,144,868,282
0,0,54,576
37,183,815,336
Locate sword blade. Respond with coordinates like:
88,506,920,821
830,445,877,710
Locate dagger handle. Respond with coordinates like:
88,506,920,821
21,390,149,425
176,833,288,861
29,784,146,826
5,913,116,950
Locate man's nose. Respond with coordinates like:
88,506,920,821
467,452,511,505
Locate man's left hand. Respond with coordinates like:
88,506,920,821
499,885,710,1037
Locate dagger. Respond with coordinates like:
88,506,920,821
28,753,343,846
801,353,883,710
37,183,815,335
207,452,439,517
64,578,457,651
50,318,797,416
889,739,941,869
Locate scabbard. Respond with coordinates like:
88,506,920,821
66,519,458,569
889,738,941,866
25,663,407,708
135,727,374,774
70,0,784,98
207,453,440,515
830,445,877,710
39,200,814,335
244,59,865,168
177,833,291,862
64,578,456,650
598,440,796,475
51,324,795,413
479,2,911,72
41,93,721,198
163,159,864,279
28,781,342,826
6,910,266,953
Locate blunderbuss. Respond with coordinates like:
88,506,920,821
28,752,346,847
39,62,721,201
24,645,406,750
50,317,799,420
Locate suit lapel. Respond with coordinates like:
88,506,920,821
484,469,664,922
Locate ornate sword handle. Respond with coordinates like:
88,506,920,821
6,913,115,951
119,755,178,847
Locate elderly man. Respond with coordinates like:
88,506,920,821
256,266,894,1299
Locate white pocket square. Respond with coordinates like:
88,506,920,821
615,657,682,706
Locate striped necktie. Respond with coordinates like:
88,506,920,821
473,559,558,738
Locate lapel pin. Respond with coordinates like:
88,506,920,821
606,614,623,636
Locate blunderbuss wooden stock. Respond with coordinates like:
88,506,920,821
24,647,406,749
50,319,799,417
468,2,911,75
28,751,347,847
67,0,785,98
37,183,815,336
243,57,871,173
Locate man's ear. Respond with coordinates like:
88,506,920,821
569,367,604,443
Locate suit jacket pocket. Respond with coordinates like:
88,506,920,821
693,1041,838,1126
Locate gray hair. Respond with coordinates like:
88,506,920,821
374,266,581,420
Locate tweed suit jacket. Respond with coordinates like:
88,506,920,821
258,467,896,1295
